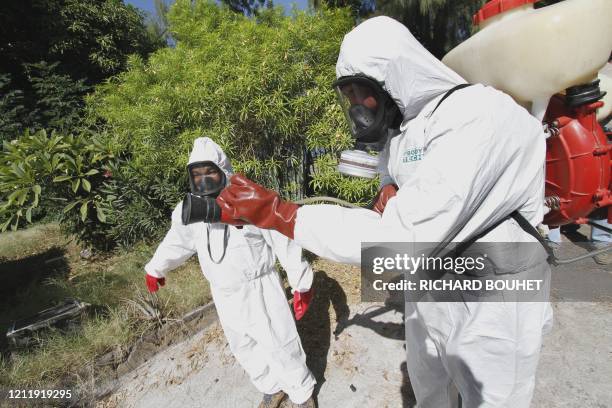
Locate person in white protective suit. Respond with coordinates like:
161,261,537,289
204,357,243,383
144,137,316,408
216,16,554,408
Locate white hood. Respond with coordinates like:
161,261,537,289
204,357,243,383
188,137,233,179
336,16,466,121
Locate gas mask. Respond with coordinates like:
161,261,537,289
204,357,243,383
181,161,227,225
333,76,402,178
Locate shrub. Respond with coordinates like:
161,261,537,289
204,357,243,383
1,3,381,249
89,1,378,205
0,129,115,247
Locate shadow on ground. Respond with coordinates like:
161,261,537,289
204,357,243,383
0,247,70,352
295,270,350,399
294,270,423,407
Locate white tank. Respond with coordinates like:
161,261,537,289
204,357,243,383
442,0,612,117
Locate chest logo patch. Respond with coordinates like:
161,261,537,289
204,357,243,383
401,147,424,163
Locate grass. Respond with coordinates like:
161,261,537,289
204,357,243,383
0,223,211,394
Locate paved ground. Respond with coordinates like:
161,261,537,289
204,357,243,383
99,228,611,408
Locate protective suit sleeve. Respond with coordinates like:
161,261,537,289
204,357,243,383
144,204,197,278
294,104,535,265
260,229,313,292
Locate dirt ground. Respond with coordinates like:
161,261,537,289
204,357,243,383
98,227,611,408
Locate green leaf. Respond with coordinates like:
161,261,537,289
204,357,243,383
72,178,80,193
82,178,91,192
11,163,25,178
26,207,32,223
7,189,23,205
0,218,12,232
96,207,107,223
84,169,100,176
53,175,73,182
6,189,28,206
63,200,80,213
80,201,89,222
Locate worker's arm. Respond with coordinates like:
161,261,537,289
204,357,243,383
260,228,313,292
145,204,197,279
293,110,531,265
217,93,544,266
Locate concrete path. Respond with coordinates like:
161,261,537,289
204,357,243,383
99,233,612,408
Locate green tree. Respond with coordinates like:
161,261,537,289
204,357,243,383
146,0,174,45
0,74,27,139
0,0,165,141
88,1,376,235
220,0,269,16
26,62,91,133
375,0,486,58
310,0,374,18
0,62,90,142
2,1,380,248
0,0,163,85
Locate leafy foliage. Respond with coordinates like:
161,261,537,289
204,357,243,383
1,2,384,248
98,161,183,248
310,0,374,18
28,62,91,133
220,0,271,16
90,1,377,207
0,63,91,142
376,0,486,58
0,0,165,142
0,74,26,140
0,0,163,85
0,129,115,247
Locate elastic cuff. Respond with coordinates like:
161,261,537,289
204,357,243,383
144,264,165,279
286,378,315,404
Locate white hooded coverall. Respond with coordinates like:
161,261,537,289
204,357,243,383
145,137,316,404
292,17,553,407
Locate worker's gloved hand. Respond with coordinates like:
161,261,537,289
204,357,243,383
145,274,165,293
216,174,299,239
293,288,314,320
372,184,398,215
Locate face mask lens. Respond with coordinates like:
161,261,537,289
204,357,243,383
334,80,382,141
189,163,225,196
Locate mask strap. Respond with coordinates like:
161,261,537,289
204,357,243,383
206,224,229,264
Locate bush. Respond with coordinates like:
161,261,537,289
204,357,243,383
0,129,115,247
89,1,378,205
1,3,381,249
99,160,183,248
0,74,27,140
0,128,183,249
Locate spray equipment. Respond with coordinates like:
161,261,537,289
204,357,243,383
543,82,611,226
443,0,612,227
443,0,612,119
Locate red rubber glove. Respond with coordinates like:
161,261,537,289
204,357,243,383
216,174,299,239
372,184,398,215
145,274,165,293
220,209,248,226
293,288,314,320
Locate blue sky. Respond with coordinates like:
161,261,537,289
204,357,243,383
124,0,309,20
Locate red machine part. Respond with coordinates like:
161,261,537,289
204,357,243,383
543,95,611,226
473,0,537,25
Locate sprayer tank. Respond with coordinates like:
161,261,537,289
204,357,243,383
442,0,612,108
